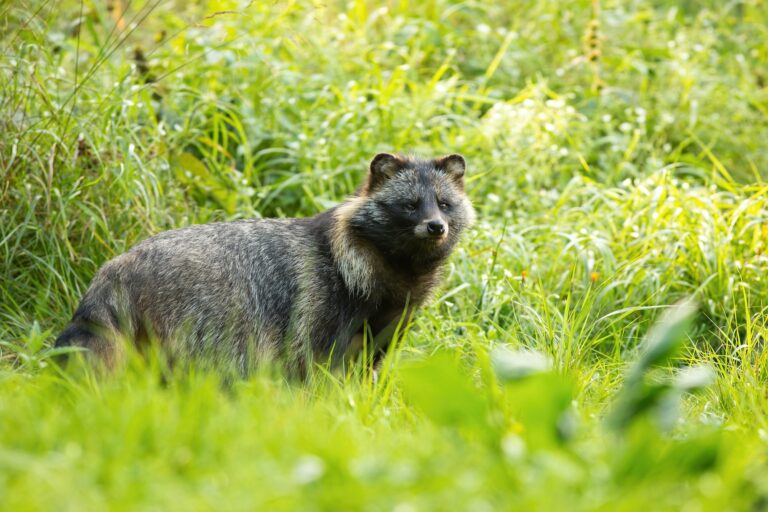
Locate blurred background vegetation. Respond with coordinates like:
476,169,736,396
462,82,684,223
1,0,767,510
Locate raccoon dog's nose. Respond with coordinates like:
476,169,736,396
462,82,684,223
426,220,446,236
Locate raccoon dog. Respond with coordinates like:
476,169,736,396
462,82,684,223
55,153,475,375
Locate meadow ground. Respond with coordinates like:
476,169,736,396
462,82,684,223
1,0,768,510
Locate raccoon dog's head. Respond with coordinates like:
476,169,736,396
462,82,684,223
348,153,475,268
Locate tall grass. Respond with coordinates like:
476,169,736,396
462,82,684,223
1,0,767,509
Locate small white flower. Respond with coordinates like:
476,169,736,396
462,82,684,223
545,99,564,109
293,456,325,484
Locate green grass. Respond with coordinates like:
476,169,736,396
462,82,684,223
2,0,768,510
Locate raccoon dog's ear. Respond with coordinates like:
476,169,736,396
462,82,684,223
367,153,404,192
435,154,466,186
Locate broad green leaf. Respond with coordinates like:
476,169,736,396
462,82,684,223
398,353,488,431
491,347,551,382
627,299,698,385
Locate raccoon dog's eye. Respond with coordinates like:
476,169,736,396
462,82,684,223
403,201,419,212
438,201,452,210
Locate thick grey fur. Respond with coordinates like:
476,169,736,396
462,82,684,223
55,153,475,376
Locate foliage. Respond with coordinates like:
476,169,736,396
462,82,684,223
1,0,767,509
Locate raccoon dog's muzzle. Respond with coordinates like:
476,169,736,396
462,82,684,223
414,219,448,240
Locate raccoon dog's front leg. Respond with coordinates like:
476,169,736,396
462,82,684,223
366,306,417,368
